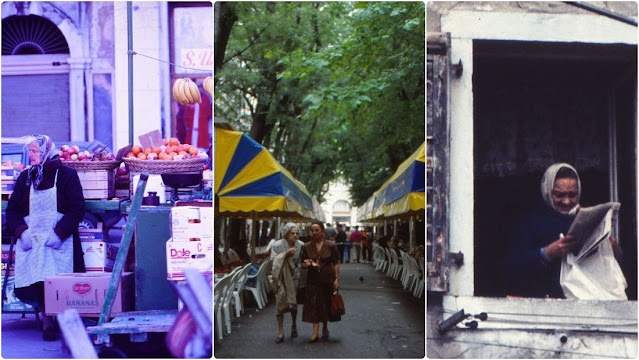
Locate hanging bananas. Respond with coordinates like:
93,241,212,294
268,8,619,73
172,78,202,105
202,76,213,97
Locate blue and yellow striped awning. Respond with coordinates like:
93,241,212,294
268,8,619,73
362,142,425,220
215,128,315,219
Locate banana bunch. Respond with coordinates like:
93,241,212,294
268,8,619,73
172,78,201,105
203,76,213,97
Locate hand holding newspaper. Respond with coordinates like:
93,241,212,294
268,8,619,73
567,202,620,260
560,201,626,300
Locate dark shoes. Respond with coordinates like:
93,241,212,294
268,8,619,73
291,328,298,338
43,326,59,341
275,336,284,343
307,336,319,343
322,330,329,339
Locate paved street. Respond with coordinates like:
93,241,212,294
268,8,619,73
214,261,425,358
1,312,68,359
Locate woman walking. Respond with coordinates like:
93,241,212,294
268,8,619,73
301,221,340,342
269,222,304,343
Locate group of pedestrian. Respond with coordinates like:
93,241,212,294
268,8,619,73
269,221,340,343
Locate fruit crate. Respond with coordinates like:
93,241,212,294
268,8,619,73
1,179,15,195
77,169,115,200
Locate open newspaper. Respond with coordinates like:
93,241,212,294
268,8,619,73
567,202,620,260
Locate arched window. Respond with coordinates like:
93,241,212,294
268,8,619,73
2,15,70,55
333,200,351,212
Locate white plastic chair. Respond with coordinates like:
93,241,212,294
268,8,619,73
222,267,243,334
244,260,269,309
259,259,272,304
413,256,425,298
213,274,232,340
231,264,252,317
385,248,396,277
391,250,403,280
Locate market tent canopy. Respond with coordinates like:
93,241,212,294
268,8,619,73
370,142,425,219
215,128,315,219
357,194,377,222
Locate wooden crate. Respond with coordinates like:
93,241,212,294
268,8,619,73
1,179,15,195
77,170,115,200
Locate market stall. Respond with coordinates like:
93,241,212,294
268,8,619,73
361,142,425,250
215,126,322,261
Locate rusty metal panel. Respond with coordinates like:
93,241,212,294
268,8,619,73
427,32,450,293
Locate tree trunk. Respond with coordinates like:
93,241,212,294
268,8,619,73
214,3,237,81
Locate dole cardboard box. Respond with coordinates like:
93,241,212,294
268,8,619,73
44,272,133,316
166,239,213,280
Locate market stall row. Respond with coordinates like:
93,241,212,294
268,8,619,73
356,141,426,299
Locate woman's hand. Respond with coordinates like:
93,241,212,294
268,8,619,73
286,247,296,257
333,278,339,291
18,229,33,251
45,232,63,249
545,234,578,261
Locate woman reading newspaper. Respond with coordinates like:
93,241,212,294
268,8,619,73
501,163,623,298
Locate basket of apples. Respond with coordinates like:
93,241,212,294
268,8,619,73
59,145,121,170
122,137,208,174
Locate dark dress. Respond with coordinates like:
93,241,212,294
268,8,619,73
301,240,339,323
6,158,86,308
501,200,574,298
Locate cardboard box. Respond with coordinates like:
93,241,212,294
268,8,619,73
1,245,15,272
1,179,15,194
81,242,118,272
79,223,105,241
79,223,117,272
1,166,15,180
166,239,213,280
2,272,36,312
171,207,204,241
44,272,133,316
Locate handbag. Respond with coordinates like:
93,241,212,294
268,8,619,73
330,290,345,317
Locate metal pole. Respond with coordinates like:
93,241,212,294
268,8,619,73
564,2,638,27
127,2,134,145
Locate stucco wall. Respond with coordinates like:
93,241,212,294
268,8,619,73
427,1,638,31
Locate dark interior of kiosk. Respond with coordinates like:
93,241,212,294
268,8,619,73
472,40,637,300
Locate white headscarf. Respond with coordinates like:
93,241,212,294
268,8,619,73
540,163,581,212
24,135,57,189
280,222,299,238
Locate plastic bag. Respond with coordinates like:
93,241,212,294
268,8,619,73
560,238,627,300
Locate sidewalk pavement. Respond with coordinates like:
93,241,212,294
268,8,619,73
1,312,69,359
214,261,425,358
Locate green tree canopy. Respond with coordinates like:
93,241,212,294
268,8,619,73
215,2,425,206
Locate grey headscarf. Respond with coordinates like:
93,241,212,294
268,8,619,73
24,135,57,189
540,163,581,212
280,222,299,238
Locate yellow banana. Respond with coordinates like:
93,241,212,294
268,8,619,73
203,77,213,96
178,79,190,105
187,79,201,104
172,79,182,104
181,79,195,104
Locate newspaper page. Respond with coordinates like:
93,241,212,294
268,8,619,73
567,202,620,260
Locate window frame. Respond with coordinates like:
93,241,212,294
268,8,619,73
437,9,638,332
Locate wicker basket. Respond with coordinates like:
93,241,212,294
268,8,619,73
123,157,206,174
62,160,121,171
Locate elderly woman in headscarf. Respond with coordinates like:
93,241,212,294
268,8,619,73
5,135,86,341
269,222,304,343
501,163,583,298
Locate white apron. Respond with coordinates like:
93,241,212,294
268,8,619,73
15,170,74,288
